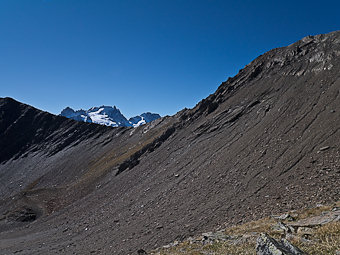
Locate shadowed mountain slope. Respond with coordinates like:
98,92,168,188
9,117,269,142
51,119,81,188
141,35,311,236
0,31,339,254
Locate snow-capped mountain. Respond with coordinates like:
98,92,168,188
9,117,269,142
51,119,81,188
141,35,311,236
128,113,161,127
60,106,161,127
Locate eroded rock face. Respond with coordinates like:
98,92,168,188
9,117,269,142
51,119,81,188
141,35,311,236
256,233,306,255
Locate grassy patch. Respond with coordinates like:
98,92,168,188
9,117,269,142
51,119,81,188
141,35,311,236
292,221,340,255
151,201,340,255
156,241,255,255
224,217,277,237
74,125,171,188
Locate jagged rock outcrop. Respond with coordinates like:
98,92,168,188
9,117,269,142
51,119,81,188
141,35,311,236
256,233,306,255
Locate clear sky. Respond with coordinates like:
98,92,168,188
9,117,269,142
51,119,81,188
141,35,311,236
1,0,339,118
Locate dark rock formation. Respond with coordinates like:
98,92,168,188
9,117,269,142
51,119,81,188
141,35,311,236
137,249,148,255
6,207,38,222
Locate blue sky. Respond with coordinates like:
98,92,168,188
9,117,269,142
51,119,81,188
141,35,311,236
1,0,339,117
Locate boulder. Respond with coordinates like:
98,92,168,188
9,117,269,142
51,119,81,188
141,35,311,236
288,210,340,229
272,213,295,221
256,233,306,255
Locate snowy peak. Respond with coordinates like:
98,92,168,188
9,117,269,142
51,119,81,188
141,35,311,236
60,106,160,127
87,106,130,127
128,112,161,127
60,107,92,123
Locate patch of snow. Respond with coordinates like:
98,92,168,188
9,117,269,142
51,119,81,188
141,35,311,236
60,106,161,128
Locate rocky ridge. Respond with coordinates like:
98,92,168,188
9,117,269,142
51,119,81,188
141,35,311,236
0,31,339,254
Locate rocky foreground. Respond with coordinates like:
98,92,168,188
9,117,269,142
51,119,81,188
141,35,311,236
151,201,340,255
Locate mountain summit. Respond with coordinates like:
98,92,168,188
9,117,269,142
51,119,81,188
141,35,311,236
0,31,339,254
60,105,160,127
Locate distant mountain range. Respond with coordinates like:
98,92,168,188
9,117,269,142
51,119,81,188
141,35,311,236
60,106,161,127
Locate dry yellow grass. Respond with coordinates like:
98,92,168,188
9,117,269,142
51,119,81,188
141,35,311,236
151,201,340,255
74,125,171,188
156,241,255,255
224,217,277,237
295,205,332,221
292,221,340,255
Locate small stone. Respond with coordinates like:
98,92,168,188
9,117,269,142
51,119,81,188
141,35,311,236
319,146,330,151
277,221,295,233
274,213,295,221
297,227,313,235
